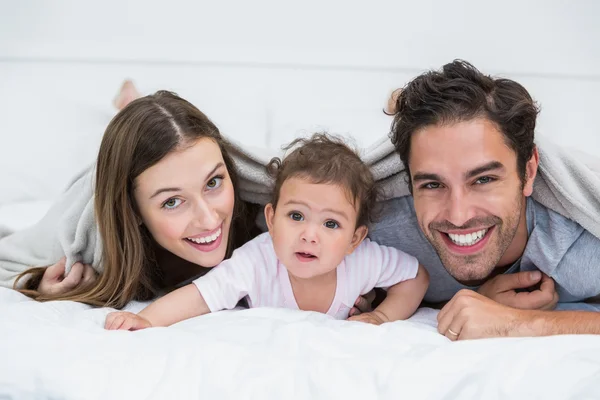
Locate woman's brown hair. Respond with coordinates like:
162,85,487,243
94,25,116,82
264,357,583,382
15,91,258,308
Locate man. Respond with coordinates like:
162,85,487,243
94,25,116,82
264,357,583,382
369,60,600,340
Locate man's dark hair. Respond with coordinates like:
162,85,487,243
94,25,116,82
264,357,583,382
389,60,540,189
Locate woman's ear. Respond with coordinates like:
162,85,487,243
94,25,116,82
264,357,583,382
264,203,275,233
347,225,368,254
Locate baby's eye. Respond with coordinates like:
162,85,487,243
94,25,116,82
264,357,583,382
289,212,304,222
162,198,183,210
324,220,339,229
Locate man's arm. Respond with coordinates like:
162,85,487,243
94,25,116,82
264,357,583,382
437,290,600,340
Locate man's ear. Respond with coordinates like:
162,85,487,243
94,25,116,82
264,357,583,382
523,146,539,197
347,225,368,254
264,203,275,233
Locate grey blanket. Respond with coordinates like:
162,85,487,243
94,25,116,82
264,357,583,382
2,134,600,288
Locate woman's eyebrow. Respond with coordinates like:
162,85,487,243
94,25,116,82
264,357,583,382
204,162,225,181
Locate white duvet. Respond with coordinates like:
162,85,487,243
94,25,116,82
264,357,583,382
2,288,600,399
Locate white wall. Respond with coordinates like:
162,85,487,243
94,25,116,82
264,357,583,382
1,0,599,206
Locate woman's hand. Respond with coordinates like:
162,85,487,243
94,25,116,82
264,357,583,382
105,311,152,331
38,257,97,295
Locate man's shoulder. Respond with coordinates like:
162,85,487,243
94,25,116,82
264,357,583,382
370,196,418,234
529,198,586,241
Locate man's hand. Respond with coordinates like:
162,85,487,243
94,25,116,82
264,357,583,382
105,311,152,331
437,289,533,340
477,271,558,310
347,310,389,326
38,257,97,296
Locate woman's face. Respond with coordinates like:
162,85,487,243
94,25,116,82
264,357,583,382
134,138,235,268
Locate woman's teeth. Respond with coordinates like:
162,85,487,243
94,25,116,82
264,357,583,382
448,229,488,247
187,228,221,244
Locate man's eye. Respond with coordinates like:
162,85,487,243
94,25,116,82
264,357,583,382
289,212,304,221
422,182,441,189
475,176,494,184
324,220,339,229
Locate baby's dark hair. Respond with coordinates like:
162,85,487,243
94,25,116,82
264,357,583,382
268,133,378,228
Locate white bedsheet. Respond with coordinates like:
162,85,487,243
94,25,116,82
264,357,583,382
2,288,600,399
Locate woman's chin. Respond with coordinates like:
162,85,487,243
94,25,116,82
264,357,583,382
185,240,228,268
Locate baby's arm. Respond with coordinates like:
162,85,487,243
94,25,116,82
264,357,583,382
348,264,429,325
105,284,210,330
371,264,429,323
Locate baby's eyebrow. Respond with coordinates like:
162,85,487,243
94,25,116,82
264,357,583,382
284,200,349,220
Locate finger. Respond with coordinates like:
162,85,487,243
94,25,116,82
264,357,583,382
105,314,117,330
511,274,555,309
446,312,468,341
348,307,361,317
44,257,67,280
109,315,126,331
120,317,135,331
497,271,542,292
437,301,456,336
354,296,370,313
437,292,460,326
538,273,556,294
58,262,84,291
82,264,97,286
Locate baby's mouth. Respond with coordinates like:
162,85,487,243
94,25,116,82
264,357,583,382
295,252,318,262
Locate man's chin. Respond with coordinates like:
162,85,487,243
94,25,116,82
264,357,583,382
443,262,495,286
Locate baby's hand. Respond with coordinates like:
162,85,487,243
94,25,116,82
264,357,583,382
105,311,152,331
347,310,388,326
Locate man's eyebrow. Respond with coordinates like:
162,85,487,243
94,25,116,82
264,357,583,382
465,161,505,179
412,172,444,182
149,162,225,199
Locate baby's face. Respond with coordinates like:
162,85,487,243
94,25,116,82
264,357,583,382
265,177,367,281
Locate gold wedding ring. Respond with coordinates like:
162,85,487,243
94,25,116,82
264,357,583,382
447,328,459,337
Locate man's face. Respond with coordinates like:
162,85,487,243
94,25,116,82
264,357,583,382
409,119,537,283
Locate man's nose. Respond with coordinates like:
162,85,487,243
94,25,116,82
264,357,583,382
445,189,476,228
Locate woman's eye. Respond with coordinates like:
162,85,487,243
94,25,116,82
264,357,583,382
207,176,224,190
162,198,183,210
289,212,304,221
324,220,339,229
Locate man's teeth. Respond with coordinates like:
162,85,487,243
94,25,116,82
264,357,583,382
448,229,488,247
187,228,221,244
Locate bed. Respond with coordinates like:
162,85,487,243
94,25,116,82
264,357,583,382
2,287,600,399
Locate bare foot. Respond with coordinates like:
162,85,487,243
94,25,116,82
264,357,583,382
113,80,141,110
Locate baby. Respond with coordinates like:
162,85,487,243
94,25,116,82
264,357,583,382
105,134,429,329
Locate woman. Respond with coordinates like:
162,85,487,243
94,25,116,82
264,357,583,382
12,91,260,308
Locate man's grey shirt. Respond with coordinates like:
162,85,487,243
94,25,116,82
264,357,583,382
369,196,600,306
